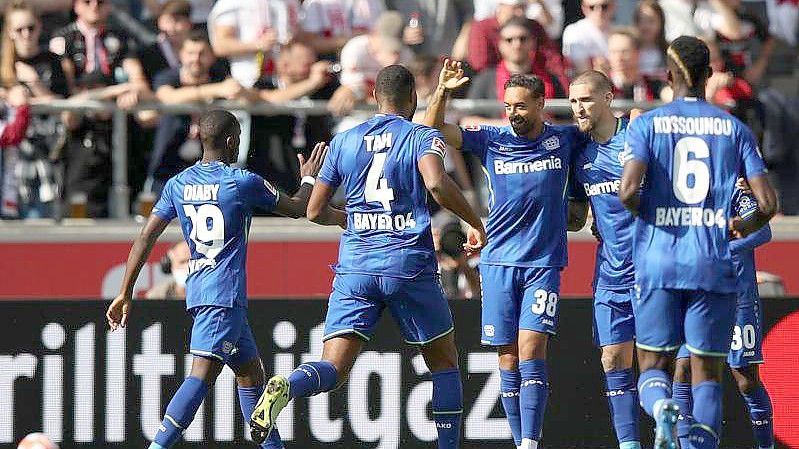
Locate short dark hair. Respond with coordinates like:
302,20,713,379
500,16,532,35
570,69,614,93
159,0,191,19
667,35,711,88
199,110,239,148
182,29,210,49
375,64,415,106
504,74,545,98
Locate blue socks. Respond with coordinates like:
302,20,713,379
637,369,672,418
150,376,208,449
518,359,548,445
742,384,774,449
604,368,640,447
239,385,283,449
672,381,693,449
432,368,463,449
499,369,522,447
689,381,723,449
287,361,338,399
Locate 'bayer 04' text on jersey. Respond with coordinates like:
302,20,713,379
153,161,279,309
730,188,771,306
318,114,447,278
461,123,587,267
574,118,635,289
624,97,768,293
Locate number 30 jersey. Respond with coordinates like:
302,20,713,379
318,114,447,279
153,161,279,308
624,97,767,293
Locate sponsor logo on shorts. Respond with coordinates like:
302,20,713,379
222,341,234,354
483,325,495,337
542,319,554,326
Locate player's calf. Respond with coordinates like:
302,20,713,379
687,355,725,449
672,354,694,449
601,342,640,449
420,332,463,449
731,366,774,449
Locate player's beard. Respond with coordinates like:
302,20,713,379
509,114,532,136
577,116,596,133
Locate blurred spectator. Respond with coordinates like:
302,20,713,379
473,0,565,40
463,17,568,125
467,0,566,77
765,0,799,47
709,0,776,86
633,0,667,79
0,0,72,41
328,11,413,117
562,0,616,74
0,0,67,218
146,240,190,299
0,85,31,217
130,0,193,88
142,0,215,30
606,27,665,101
433,221,481,300
384,0,474,59
144,30,244,194
703,37,757,115
249,41,338,192
298,0,385,58
660,0,744,43
208,0,300,88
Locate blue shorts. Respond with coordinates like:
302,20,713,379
323,273,454,345
480,265,561,346
593,287,636,347
675,296,764,367
633,288,736,357
189,305,259,369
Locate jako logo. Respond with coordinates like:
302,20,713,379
494,157,562,175
521,379,545,387
436,423,453,429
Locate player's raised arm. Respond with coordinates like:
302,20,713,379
273,142,329,219
422,59,469,149
107,213,171,330
418,152,486,254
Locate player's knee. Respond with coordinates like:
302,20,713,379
673,357,692,383
231,358,265,387
190,356,225,385
732,368,760,394
600,348,626,372
498,351,520,371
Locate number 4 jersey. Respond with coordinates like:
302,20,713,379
624,97,768,293
318,114,447,278
153,161,279,308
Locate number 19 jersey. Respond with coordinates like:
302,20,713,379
624,97,767,293
153,161,279,308
318,114,447,278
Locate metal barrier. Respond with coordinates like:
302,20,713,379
28,99,657,219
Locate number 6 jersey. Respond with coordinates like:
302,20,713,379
318,114,447,279
623,97,767,293
152,161,279,308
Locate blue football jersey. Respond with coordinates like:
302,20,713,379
318,114,447,278
574,118,635,288
152,161,279,308
730,188,771,306
461,123,587,267
624,97,768,293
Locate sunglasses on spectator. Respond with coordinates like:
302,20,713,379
13,24,36,34
502,35,530,43
586,3,611,11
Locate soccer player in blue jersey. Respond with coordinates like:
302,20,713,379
568,70,640,449
619,36,778,449
249,65,486,449
105,110,328,449
424,60,589,449
672,182,775,449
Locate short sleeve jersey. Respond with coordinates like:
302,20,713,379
318,114,446,278
574,118,635,288
152,162,279,309
624,97,767,293
461,123,588,267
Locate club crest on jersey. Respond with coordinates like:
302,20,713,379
462,125,481,132
542,136,560,151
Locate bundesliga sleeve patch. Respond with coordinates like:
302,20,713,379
426,137,447,159
462,125,481,132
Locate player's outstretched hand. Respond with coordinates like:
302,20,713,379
299,142,329,179
438,59,470,91
106,295,132,331
463,226,487,256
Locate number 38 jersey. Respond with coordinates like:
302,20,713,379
153,161,279,308
318,114,446,279
624,97,767,293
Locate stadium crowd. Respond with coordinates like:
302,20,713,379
0,0,797,225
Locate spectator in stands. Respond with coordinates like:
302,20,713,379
328,11,413,117
145,31,244,194
561,0,616,74
383,0,474,59
463,17,569,125
298,0,385,59
0,0,68,218
709,0,776,86
606,27,665,101
633,0,667,79
130,0,193,88
0,85,31,217
703,37,757,114
249,40,338,192
472,0,565,40
146,240,190,300
467,0,566,77
142,0,215,30
208,0,300,88
659,0,744,43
